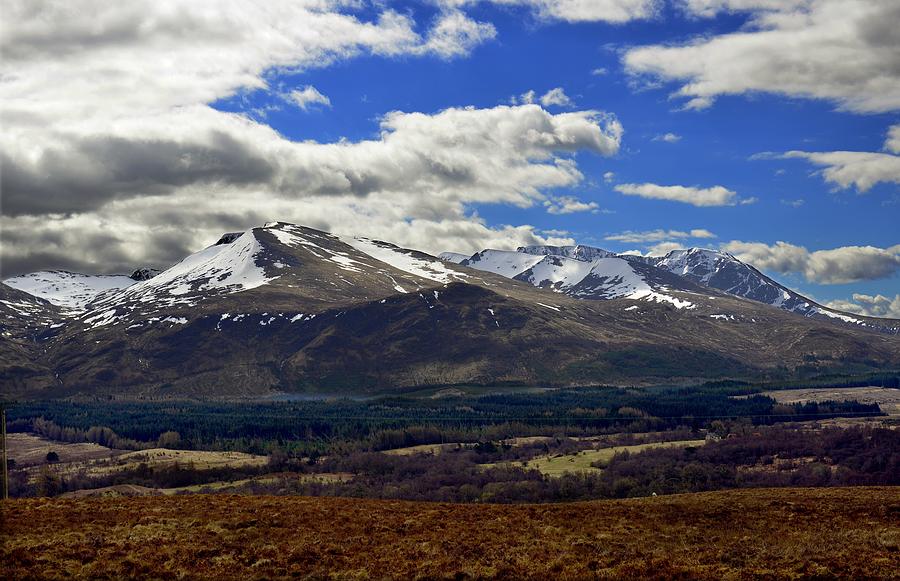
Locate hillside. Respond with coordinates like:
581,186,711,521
2,488,897,580
2,222,900,398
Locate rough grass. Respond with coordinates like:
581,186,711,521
6,433,120,468
2,487,897,580
485,439,707,476
25,447,268,481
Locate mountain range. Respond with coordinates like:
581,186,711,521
2,222,898,398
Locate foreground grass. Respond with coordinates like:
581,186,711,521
2,487,898,580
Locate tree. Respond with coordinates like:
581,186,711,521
45,451,59,463
36,466,61,497
157,431,181,449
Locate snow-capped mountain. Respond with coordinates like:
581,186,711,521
643,248,888,329
448,244,899,334
459,248,704,309
2,222,899,399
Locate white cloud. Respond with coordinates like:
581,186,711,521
722,241,900,284
886,124,900,154
652,132,681,143
438,0,660,23
624,0,900,113
512,87,574,107
543,195,600,214
288,86,332,111
421,9,497,58
0,1,624,275
591,67,608,76
540,87,574,107
614,183,743,206
827,294,900,319
784,150,900,192
780,123,900,192
604,228,715,243
603,171,616,182
780,198,805,207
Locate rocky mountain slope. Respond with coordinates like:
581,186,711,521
2,222,899,398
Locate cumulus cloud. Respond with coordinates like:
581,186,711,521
827,294,900,319
652,132,681,143
723,241,900,284
540,88,574,107
614,183,744,206
512,87,574,107
624,0,900,113
543,195,600,214
421,9,497,58
0,1,626,276
604,228,715,243
438,0,661,23
288,86,332,111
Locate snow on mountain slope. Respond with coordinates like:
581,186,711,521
339,236,470,286
3,271,136,310
647,247,899,332
438,252,470,264
518,244,617,261
575,258,696,308
457,248,697,309
516,255,596,290
461,250,546,278
90,230,275,316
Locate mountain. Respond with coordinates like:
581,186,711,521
642,248,896,332
451,245,899,334
2,222,899,399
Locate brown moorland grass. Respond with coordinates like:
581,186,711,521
1,487,898,580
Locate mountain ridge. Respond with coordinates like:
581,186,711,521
2,222,899,399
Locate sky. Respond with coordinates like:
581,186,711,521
1,0,899,318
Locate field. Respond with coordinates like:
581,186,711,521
6,433,121,468
22,447,268,482
484,439,707,476
761,386,900,417
2,487,898,580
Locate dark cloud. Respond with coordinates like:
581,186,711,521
1,132,275,216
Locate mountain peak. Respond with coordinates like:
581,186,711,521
516,244,617,261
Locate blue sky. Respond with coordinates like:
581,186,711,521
2,0,899,316
210,2,899,306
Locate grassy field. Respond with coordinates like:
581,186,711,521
761,386,900,416
6,433,121,468
485,439,707,476
59,472,354,498
24,447,268,481
2,487,898,579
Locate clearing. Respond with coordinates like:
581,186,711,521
5,433,122,468
762,386,900,416
483,439,706,476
